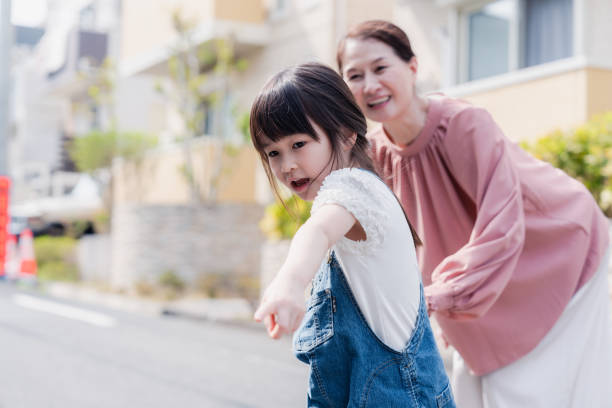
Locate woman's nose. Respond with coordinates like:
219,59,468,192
363,73,381,94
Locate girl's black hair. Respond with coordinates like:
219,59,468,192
250,62,421,246
250,62,373,180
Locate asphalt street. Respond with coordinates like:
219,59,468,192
0,283,308,408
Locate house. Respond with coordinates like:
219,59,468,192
9,0,118,224
436,0,612,141
11,0,611,289
112,0,612,288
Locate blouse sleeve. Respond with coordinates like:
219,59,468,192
311,168,390,254
425,107,525,319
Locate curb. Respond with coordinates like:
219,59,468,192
43,282,258,328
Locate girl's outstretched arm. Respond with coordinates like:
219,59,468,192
254,203,357,339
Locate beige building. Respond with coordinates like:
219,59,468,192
438,0,612,141
107,0,612,287
114,0,405,206
115,0,612,207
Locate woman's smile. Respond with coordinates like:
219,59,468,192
367,95,391,109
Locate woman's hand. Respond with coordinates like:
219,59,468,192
254,271,306,339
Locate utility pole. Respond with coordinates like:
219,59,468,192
0,0,11,176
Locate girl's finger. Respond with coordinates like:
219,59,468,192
269,317,283,339
263,314,274,332
275,310,288,330
253,301,272,322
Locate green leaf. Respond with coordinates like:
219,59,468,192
522,112,612,216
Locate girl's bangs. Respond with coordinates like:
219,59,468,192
251,81,318,152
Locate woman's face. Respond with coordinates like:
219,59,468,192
340,38,417,124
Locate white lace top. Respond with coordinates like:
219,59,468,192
312,168,421,351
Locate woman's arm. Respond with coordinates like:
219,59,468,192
426,107,525,320
254,204,356,339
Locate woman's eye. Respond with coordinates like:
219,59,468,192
267,151,278,158
348,74,362,81
375,65,387,73
293,141,306,149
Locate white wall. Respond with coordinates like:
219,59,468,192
583,0,612,68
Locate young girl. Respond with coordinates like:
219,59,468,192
251,62,455,407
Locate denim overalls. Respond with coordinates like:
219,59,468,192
293,252,455,408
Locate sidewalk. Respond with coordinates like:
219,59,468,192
43,281,255,325
26,259,612,334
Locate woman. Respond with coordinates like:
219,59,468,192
337,20,612,407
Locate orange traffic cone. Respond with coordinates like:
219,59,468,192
4,234,19,280
18,228,37,279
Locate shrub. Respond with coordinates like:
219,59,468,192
521,112,612,216
195,272,259,302
158,270,185,292
33,236,79,281
259,195,312,240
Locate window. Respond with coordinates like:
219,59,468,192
467,0,514,81
79,4,96,31
269,0,290,20
461,0,573,82
522,0,573,67
196,100,215,137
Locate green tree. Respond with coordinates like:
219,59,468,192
521,112,612,216
155,10,248,205
69,59,157,227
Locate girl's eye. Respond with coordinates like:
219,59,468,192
293,141,306,149
267,151,278,158
348,73,362,81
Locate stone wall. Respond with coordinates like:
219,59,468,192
77,234,111,282
259,239,290,299
110,203,264,289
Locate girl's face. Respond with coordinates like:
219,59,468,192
261,122,345,201
340,38,418,124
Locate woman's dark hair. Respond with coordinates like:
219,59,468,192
250,62,421,246
337,20,415,73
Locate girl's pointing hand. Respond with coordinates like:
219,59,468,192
254,272,306,339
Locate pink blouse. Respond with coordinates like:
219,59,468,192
369,96,609,375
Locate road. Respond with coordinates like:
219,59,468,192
0,283,308,408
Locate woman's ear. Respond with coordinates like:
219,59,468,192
408,56,418,75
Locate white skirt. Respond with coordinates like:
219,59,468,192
451,249,612,408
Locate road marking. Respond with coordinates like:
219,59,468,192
13,294,116,327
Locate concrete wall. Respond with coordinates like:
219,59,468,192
113,139,259,205
120,0,265,61
458,66,612,141
121,0,212,61
77,234,111,282
587,67,612,118
110,203,264,289
215,0,266,23
583,0,612,67
461,68,588,141
392,1,446,93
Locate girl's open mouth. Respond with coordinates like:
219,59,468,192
291,178,310,192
